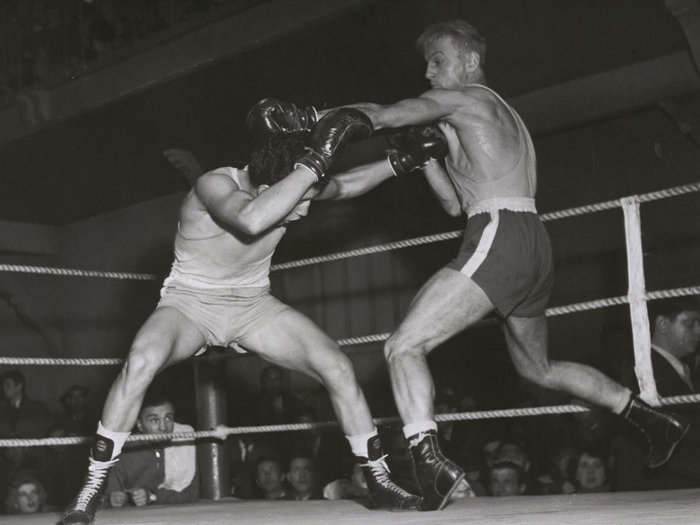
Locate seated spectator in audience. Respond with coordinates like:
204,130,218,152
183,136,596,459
533,443,576,495
253,366,308,425
3,472,50,515
486,461,527,497
286,405,347,485
0,370,52,439
48,384,97,506
616,296,700,491
570,449,612,494
105,391,199,508
323,456,369,503
491,440,535,494
0,444,55,508
285,454,323,501
228,433,277,499
51,384,97,438
253,456,288,500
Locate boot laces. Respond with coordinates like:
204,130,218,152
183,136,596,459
74,457,117,510
363,455,411,497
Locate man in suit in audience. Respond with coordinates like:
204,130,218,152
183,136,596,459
616,296,700,490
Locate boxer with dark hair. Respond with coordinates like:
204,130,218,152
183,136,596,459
62,109,425,525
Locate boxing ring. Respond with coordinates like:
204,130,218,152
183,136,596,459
3,488,700,524
0,182,699,524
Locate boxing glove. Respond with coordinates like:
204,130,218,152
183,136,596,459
295,108,373,181
387,124,447,176
246,98,318,142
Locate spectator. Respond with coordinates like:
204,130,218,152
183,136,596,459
49,385,97,506
3,472,50,515
323,456,369,503
285,454,322,501
486,461,527,497
228,433,276,499
0,445,52,510
616,296,700,491
254,366,308,425
0,370,53,438
51,385,97,438
570,449,611,493
105,391,199,508
253,456,287,500
533,443,576,495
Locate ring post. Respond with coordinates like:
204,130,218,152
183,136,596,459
194,349,231,499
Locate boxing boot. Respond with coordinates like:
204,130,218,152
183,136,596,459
62,434,119,524
408,429,466,511
359,434,421,510
622,396,689,468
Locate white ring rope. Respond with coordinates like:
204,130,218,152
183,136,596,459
0,183,697,447
0,182,696,279
1,285,697,367
3,393,699,449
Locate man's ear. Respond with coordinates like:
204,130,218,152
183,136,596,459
257,184,270,195
135,419,144,433
656,315,670,334
465,49,480,72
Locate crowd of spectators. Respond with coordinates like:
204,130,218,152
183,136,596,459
0,297,698,515
0,0,256,106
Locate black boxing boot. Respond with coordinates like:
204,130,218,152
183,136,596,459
62,434,119,524
622,396,689,468
407,429,467,511
359,434,421,510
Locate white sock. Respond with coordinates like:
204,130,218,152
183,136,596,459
403,420,437,440
612,389,634,415
346,429,378,458
96,421,131,460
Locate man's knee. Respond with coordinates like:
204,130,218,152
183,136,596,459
515,359,555,388
384,332,426,365
122,343,166,382
317,352,356,391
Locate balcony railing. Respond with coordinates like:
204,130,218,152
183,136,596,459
0,0,265,109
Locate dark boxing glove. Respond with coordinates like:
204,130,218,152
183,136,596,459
387,124,447,176
246,98,318,142
295,108,373,181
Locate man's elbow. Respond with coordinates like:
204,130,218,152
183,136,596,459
444,203,462,217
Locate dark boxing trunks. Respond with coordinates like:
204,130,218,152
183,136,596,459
446,209,553,317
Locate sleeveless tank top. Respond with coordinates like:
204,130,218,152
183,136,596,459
165,167,279,289
443,84,537,217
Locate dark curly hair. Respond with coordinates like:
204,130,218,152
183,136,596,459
248,132,309,187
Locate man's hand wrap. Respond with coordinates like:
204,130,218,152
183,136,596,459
295,108,373,181
246,98,318,142
387,124,447,176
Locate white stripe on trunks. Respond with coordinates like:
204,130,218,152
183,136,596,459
460,209,499,277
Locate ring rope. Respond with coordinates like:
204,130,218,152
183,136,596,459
0,183,697,279
2,285,697,367
3,393,699,449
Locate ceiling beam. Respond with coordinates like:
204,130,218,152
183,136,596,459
511,51,700,135
0,0,378,145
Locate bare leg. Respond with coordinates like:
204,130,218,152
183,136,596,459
240,305,373,435
384,269,494,424
503,315,630,412
101,307,206,432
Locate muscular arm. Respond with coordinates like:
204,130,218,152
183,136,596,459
314,160,395,201
422,160,462,217
322,89,473,130
195,167,317,235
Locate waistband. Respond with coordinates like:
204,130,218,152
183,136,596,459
467,197,537,218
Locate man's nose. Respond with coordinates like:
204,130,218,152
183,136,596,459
425,66,434,79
